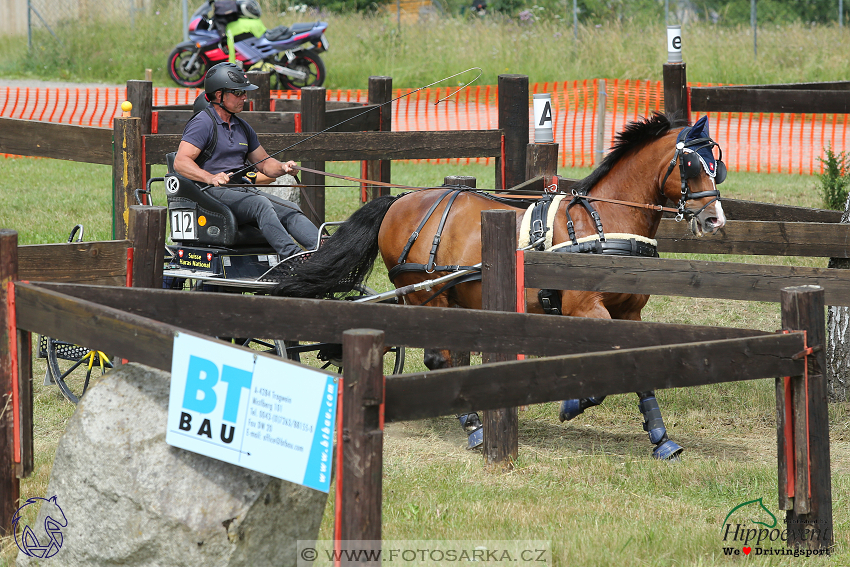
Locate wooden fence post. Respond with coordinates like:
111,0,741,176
481,210,518,467
113,116,144,240
663,63,689,123
338,329,384,555
300,87,326,226
127,80,153,199
129,206,167,289
526,143,559,185
0,229,19,536
594,79,607,166
365,76,393,201
246,71,271,112
779,285,833,550
497,74,529,191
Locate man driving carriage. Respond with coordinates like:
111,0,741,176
174,61,318,259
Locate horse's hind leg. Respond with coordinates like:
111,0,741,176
637,391,683,460
559,396,606,422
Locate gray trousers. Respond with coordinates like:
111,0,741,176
206,187,318,258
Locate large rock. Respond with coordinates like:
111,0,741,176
266,174,301,206
18,363,328,567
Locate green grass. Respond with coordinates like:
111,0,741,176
1,156,849,566
3,5,850,89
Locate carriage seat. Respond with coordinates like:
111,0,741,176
164,152,268,249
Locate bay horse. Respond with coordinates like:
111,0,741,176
274,113,727,459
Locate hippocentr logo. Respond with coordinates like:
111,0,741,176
719,497,832,556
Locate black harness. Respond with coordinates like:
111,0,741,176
390,124,724,310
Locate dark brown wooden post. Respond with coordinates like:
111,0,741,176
339,329,384,554
300,87,326,226
113,116,144,240
481,210,518,466
246,71,271,112
0,229,19,536
497,74,529,191
129,206,167,289
663,63,690,124
127,80,153,198
444,175,476,188
444,176,475,368
365,76,393,201
526,143,559,183
780,285,833,550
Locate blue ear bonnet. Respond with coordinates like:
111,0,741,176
677,115,722,179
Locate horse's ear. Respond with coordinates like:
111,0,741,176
715,161,727,184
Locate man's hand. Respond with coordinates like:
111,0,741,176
281,160,297,174
210,171,231,186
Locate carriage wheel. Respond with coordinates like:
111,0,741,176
274,285,406,374
46,337,113,404
273,339,405,375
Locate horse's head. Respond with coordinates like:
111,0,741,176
660,116,727,236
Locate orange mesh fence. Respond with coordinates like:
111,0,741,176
2,81,847,174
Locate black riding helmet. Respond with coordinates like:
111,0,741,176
204,62,258,100
192,93,210,115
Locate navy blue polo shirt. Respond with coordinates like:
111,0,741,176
182,108,261,174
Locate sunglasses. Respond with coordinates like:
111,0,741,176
226,89,247,97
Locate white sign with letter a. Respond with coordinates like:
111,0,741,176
166,333,338,493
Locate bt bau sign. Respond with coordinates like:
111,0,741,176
166,333,338,493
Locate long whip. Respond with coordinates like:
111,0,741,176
210,67,483,186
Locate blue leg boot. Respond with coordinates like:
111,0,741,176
457,413,483,449
559,396,606,422
637,392,683,460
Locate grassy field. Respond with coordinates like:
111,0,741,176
0,155,848,566
3,5,850,89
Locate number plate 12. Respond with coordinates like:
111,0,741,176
171,210,197,240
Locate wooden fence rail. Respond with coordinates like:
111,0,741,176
523,251,850,306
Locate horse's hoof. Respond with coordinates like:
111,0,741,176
457,412,482,431
652,439,684,461
559,399,583,422
467,426,483,450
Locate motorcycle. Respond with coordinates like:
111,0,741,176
167,1,328,90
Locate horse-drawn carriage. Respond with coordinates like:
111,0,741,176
40,112,728,459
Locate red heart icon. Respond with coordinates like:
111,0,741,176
743,547,751,555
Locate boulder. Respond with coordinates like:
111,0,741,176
266,174,301,206
18,363,328,567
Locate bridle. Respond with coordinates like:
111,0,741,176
660,128,726,222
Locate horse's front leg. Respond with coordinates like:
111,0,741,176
557,292,611,421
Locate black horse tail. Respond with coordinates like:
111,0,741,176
272,194,399,298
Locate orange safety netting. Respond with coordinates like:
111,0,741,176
1,81,847,175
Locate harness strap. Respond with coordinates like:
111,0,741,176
528,194,554,250
397,189,454,264
550,237,659,258
566,195,606,242
564,204,578,245
387,262,480,282
426,189,464,272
